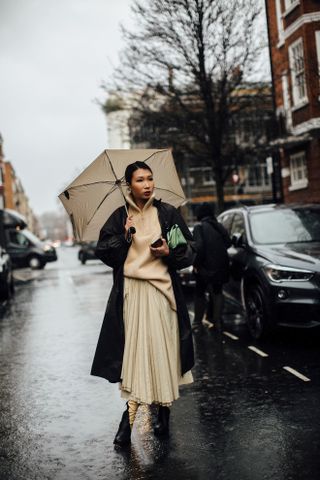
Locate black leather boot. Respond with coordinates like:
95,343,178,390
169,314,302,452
154,406,170,436
113,406,131,446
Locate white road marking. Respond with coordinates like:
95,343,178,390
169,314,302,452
283,366,311,382
248,346,269,358
223,331,239,340
188,309,312,382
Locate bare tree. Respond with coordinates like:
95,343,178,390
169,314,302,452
107,0,268,211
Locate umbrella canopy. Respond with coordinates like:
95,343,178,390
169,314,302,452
58,148,186,242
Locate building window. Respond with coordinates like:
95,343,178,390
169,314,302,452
289,151,308,190
202,169,215,186
181,176,194,187
281,74,292,131
246,163,270,190
288,38,308,107
275,0,284,44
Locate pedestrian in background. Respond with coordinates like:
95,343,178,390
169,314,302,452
192,203,231,333
91,161,194,446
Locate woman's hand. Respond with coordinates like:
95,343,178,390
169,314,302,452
124,215,135,236
150,237,170,257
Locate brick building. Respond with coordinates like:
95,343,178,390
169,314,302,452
3,161,37,231
265,0,320,202
0,134,6,209
0,133,39,233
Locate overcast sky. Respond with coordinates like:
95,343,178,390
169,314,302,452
0,0,133,215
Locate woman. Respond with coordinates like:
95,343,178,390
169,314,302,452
91,161,195,446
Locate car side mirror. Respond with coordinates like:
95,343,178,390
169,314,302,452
231,232,245,248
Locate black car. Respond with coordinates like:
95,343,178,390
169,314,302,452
78,241,97,264
0,211,15,299
218,204,320,339
0,243,14,300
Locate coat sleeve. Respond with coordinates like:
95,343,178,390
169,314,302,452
216,222,232,249
163,206,196,271
94,207,131,269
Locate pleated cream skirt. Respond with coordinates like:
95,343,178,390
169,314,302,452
120,277,193,406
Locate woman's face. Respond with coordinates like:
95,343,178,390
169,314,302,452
129,168,154,202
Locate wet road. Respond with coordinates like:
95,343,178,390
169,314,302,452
1,247,320,480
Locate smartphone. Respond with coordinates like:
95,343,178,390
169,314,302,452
150,238,163,248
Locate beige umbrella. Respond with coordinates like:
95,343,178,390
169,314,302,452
58,148,186,242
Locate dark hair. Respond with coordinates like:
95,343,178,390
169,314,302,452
124,161,153,184
196,202,215,221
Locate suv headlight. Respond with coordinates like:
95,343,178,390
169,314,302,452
43,244,52,252
263,264,314,283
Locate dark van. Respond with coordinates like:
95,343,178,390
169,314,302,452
5,228,57,269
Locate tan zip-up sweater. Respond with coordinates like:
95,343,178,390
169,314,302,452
123,194,177,311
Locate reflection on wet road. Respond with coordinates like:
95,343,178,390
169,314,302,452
0,247,320,479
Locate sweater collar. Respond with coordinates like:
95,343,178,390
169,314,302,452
125,193,155,213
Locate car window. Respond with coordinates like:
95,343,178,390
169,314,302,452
22,229,41,245
250,208,320,244
219,213,234,234
230,213,247,241
8,231,30,247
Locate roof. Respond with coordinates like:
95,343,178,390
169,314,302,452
221,203,320,215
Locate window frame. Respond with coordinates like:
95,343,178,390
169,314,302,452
283,0,300,17
275,0,284,45
288,37,308,108
289,151,308,191
315,31,320,97
246,163,270,190
202,168,215,186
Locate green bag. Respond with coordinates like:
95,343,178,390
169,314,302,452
167,224,187,249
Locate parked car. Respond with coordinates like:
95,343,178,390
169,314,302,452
0,208,30,300
78,241,97,264
0,243,14,300
5,228,57,269
218,204,320,339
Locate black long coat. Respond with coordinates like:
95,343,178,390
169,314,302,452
193,216,231,285
90,199,195,383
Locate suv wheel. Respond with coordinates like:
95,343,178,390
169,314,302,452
245,285,272,339
28,256,44,270
81,254,86,265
